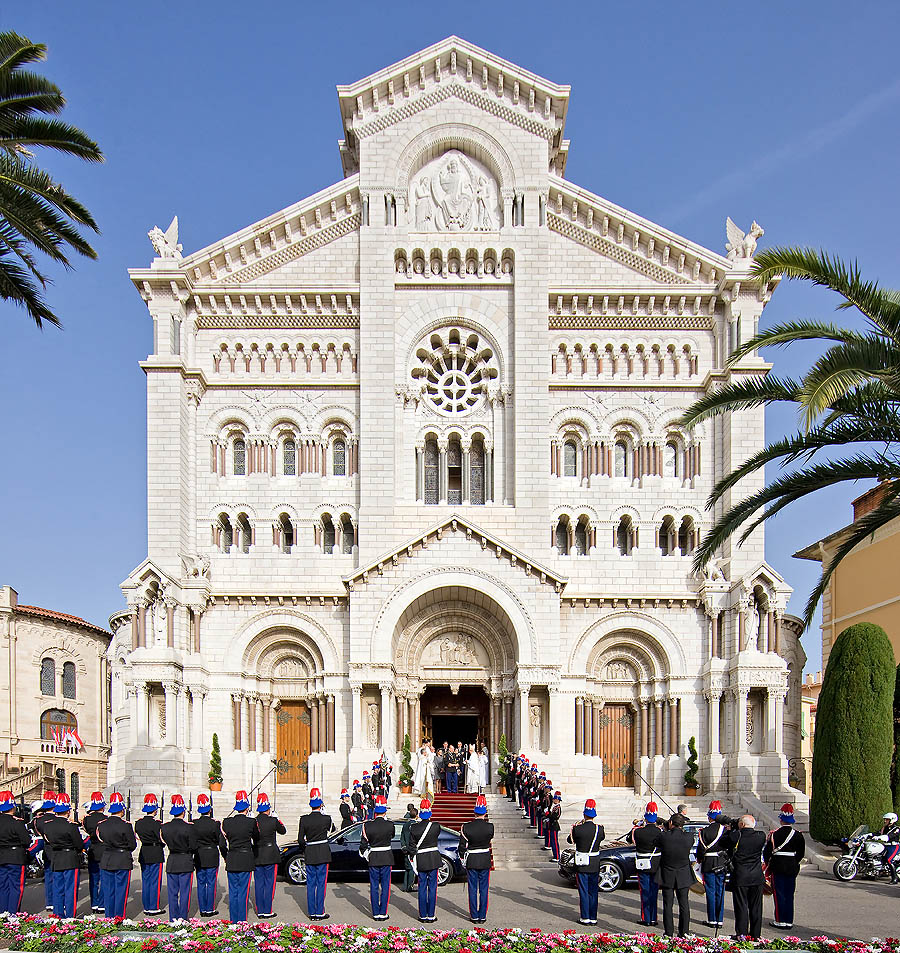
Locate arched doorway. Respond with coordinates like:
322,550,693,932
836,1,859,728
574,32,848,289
421,685,489,747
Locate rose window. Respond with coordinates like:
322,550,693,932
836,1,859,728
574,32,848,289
411,327,499,416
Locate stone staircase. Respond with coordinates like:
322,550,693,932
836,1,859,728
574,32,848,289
482,793,563,870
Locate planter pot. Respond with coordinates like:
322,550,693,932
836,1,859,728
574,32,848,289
684,784,698,797
208,782,222,791
400,785,412,794
498,785,506,797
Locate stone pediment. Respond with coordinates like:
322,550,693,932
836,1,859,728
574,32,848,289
342,514,567,592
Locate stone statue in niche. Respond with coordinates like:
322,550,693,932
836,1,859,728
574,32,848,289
367,703,379,747
152,599,167,646
410,150,500,232
530,704,542,748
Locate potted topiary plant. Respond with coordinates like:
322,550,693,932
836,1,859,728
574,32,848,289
399,732,414,793
497,733,509,796
683,735,699,796
208,732,223,791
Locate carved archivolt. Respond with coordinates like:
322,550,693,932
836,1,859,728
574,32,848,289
569,612,686,678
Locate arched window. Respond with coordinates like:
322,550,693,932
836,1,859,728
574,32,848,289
40,658,55,696
219,513,233,552
470,438,486,505
614,439,630,478
322,515,336,554
659,516,676,556
283,439,296,476
333,438,346,476
555,518,569,555
62,662,76,699
563,440,578,478
40,708,77,741
678,516,695,556
574,519,588,555
424,439,439,505
279,513,294,553
70,772,80,807
236,514,252,554
447,437,462,505
233,439,246,476
341,514,355,554
616,516,634,556
664,439,681,479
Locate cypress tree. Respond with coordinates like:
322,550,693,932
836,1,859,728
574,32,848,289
892,663,900,813
810,623,895,843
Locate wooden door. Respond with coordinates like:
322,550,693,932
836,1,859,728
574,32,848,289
599,704,634,787
275,701,310,784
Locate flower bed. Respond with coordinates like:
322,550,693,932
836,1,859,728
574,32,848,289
0,918,897,953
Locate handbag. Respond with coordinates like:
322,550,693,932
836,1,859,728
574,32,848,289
574,825,601,867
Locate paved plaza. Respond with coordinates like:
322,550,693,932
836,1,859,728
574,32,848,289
18,866,900,940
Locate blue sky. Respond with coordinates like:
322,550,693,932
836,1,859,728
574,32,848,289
4,0,900,674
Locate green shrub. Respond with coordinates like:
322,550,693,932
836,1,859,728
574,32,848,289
892,663,900,813
399,733,414,786
684,736,699,788
208,732,223,785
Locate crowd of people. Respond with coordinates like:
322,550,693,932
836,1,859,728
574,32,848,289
412,740,490,797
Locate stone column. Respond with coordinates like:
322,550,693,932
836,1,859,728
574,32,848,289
485,446,494,503
503,695,513,741
735,689,749,752
262,699,271,752
766,688,778,753
137,603,147,648
232,694,242,751
518,686,529,751
491,697,501,752
640,702,649,757
130,608,139,651
395,696,404,750
774,689,785,754
438,440,448,504
412,693,421,748
166,601,176,649
310,698,319,754
317,697,326,752
351,685,362,749
415,445,425,500
137,682,150,746
462,440,471,503
592,703,601,758
178,684,189,750
654,701,663,757
708,692,721,756
379,684,392,754
575,697,583,754
163,682,177,746
193,609,202,653
245,696,256,752
669,698,679,755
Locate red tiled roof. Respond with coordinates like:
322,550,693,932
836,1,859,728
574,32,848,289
17,604,111,637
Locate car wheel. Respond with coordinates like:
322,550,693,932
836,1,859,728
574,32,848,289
286,855,307,885
596,861,623,892
437,856,453,886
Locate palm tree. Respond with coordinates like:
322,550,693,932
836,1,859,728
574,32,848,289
0,31,103,328
681,247,900,627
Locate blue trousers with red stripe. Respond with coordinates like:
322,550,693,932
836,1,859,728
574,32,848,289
101,868,130,918
167,871,193,921
0,864,25,914
52,867,79,918
43,866,54,909
140,862,163,913
467,868,490,920
254,864,277,916
417,868,437,919
196,866,218,914
88,860,102,909
703,869,726,924
227,870,252,922
772,873,797,926
306,862,329,917
368,865,391,917
549,828,560,860
637,871,659,924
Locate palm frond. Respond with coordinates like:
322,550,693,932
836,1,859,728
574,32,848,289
726,320,872,366
0,34,48,77
679,376,802,428
0,249,58,327
0,117,101,161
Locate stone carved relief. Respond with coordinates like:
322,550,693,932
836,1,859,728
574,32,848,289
411,151,500,232
422,634,488,669
746,702,754,748
274,658,306,678
605,661,632,681
367,703,379,747
530,704,542,748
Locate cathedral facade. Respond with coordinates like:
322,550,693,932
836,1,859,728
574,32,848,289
108,38,805,799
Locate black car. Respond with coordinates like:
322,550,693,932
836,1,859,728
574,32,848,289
558,823,708,892
279,820,465,886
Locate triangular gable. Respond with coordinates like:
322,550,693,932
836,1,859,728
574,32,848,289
343,514,568,592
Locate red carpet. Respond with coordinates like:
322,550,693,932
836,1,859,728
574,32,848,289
431,792,478,830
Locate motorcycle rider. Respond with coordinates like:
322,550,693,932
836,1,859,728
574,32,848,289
876,812,900,884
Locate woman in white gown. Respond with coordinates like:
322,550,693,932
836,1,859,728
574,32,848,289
478,747,489,791
414,743,435,798
466,746,481,793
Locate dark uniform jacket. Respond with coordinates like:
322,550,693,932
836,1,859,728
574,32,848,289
459,818,494,870
446,754,459,776
97,816,137,870
339,802,353,828
298,811,333,866
726,827,767,886
43,816,85,871
567,819,606,873
161,817,199,874
697,819,730,873
763,826,806,877
254,813,286,866
879,822,900,842
82,810,106,865
222,814,257,872
407,818,441,872
548,804,562,832
654,827,695,888
0,813,31,866
193,816,227,869
360,817,394,868
33,812,53,867
135,816,165,865
351,791,364,819
629,823,664,874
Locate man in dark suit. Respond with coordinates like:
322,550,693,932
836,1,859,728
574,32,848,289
359,795,394,920
81,792,106,913
763,804,806,930
567,798,605,925
655,813,695,937
697,800,729,928
192,793,226,916
135,793,165,915
628,802,663,926
726,813,767,938
160,794,198,921
42,793,86,919
459,794,494,923
445,747,459,794
297,787,334,919
253,792,285,918
96,792,136,918
0,789,31,914
222,791,256,922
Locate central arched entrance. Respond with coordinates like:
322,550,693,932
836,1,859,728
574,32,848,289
421,685,490,747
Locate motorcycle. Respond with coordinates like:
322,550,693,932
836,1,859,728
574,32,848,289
833,826,898,882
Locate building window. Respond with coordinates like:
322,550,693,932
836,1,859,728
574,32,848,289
664,439,681,478
659,516,676,556
233,439,246,476
563,440,578,477
236,514,252,553
614,440,630,479
70,772,80,808
279,513,294,553
470,439,485,505
447,438,462,505
341,514,355,554
678,516,695,555
283,439,296,476
219,513,233,552
62,662,76,699
40,658,55,696
322,515,336,554
40,708,77,741
555,518,569,555
333,439,346,476
574,519,588,555
616,516,634,555
424,439,439,505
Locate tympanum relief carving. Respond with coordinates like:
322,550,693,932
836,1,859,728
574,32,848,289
411,151,501,232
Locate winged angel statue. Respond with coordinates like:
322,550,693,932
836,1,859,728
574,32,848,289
148,216,183,260
725,217,764,261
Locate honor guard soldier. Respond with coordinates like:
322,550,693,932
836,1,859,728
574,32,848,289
567,798,605,925
541,783,553,848
43,793,86,919
161,794,198,921
876,811,900,883
253,793,285,918
548,792,563,861
459,793,493,923
763,804,806,929
339,790,354,829
408,799,441,922
193,794,226,916
222,790,256,922
656,813,694,937
628,802,662,927
726,814,767,939
0,790,30,914
351,781,364,822
33,790,57,911
82,792,106,912
399,803,419,892
298,787,333,919
135,794,165,915
361,772,374,820
697,800,729,928
360,794,393,920
97,792,136,918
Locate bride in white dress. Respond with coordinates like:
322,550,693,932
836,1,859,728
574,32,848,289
466,746,481,794
414,743,435,798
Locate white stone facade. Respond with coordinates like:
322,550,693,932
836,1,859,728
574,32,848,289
109,37,803,800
